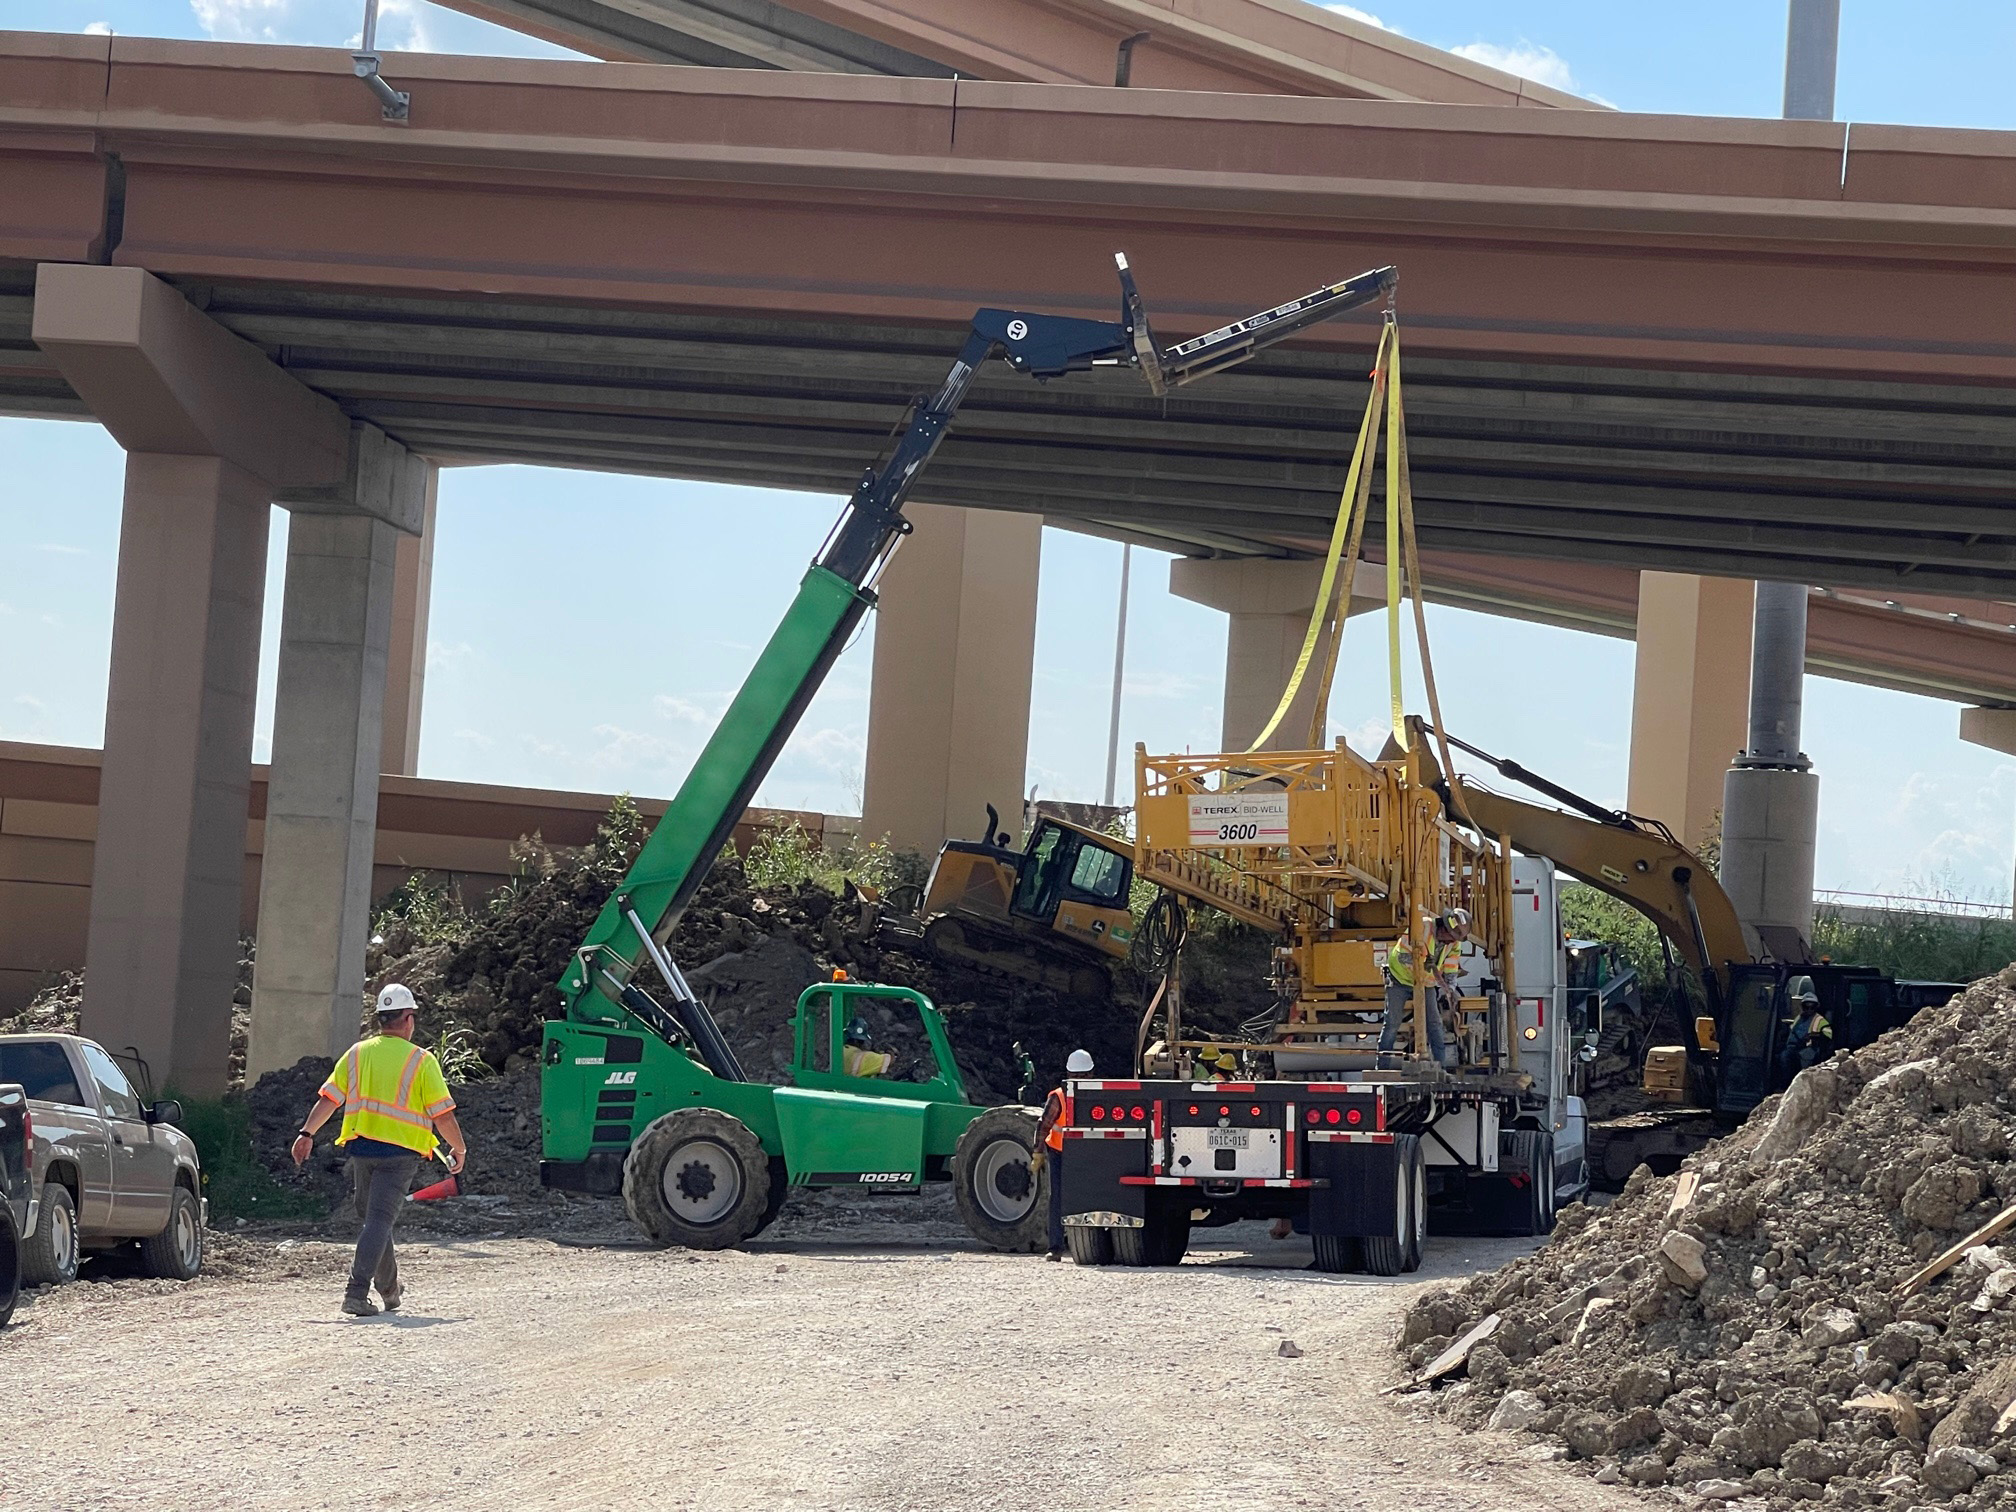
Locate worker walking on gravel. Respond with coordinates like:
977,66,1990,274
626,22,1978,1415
1379,909,1468,1067
1036,1049,1094,1261
292,984,467,1317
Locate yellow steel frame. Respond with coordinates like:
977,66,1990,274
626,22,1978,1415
1135,740,1516,1067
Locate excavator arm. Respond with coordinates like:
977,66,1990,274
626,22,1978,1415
1410,727,1756,986
556,257,1398,1063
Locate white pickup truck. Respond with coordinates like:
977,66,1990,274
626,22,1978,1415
0,1034,205,1285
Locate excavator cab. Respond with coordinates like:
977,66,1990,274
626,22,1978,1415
904,810,1136,1000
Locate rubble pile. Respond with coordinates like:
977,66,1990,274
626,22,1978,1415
1400,965,2016,1511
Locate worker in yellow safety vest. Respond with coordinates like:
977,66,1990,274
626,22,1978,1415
1035,1049,1095,1261
841,1016,894,1078
292,983,467,1317
1379,908,1469,1067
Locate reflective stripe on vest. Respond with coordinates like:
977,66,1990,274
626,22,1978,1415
334,1040,440,1151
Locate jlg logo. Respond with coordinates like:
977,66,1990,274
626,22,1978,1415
858,1172,912,1184
604,1071,637,1085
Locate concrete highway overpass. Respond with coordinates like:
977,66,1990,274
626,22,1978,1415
2,28,2013,1091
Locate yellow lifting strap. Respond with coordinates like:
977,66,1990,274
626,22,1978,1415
1242,321,1392,753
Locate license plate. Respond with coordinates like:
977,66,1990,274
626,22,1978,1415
1207,1129,1251,1150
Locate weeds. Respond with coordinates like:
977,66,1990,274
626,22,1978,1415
177,1097,327,1223
742,821,924,895
1813,908,2016,984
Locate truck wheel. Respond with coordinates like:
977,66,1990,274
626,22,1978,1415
1401,1135,1427,1272
1066,1225,1113,1266
1312,1234,1362,1274
1361,1140,1416,1277
622,1109,773,1251
20,1181,78,1286
139,1187,203,1281
746,1156,791,1240
0,1202,19,1327
952,1107,1047,1253
1522,1130,1557,1236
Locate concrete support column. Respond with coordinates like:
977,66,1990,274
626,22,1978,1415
1625,572,1754,851
861,503,1041,857
85,455,272,1097
379,465,438,777
246,513,401,1077
1960,707,2016,913
1170,556,1379,752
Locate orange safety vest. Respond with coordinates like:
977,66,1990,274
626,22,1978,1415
1041,1088,1067,1152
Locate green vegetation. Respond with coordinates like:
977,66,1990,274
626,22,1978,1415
1559,883,1668,984
741,821,925,896
1813,909,2016,984
177,1097,328,1223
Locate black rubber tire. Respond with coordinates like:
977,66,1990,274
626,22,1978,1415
746,1156,791,1240
0,1200,19,1327
1400,1135,1427,1273
20,1181,78,1287
1110,1224,1150,1266
1361,1142,1415,1277
1136,1200,1190,1266
138,1185,203,1281
1530,1131,1557,1236
622,1108,773,1250
1066,1225,1114,1266
951,1107,1047,1253
1311,1233,1362,1274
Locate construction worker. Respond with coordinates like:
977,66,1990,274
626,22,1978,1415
292,983,466,1318
1780,976,1833,1080
1379,908,1469,1066
1036,1049,1094,1261
841,1017,894,1078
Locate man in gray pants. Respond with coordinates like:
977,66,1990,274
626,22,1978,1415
292,984,467,1316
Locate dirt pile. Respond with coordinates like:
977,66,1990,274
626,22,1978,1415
1400,964,2016,1511
1,944,257,1089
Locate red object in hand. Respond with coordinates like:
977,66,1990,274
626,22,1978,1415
407,1172,461,1203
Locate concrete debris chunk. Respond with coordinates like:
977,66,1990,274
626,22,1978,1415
1657,1230,1709,1289
1692,1478,1749,1501
1753,1066,1837,1163
1486,1389,1546,1432
1922,1445,1996,1493
1797,1305,1860,1349
1277,1339,1303,1359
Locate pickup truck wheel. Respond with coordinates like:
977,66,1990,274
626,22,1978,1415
622,1109,772,1251
21,1181,78,1286
0,1202,19,1326
951,1107,1047,1253
1065,1225,1113,1266
139,1186,203,1281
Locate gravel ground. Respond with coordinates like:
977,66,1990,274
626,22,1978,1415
0,1209,1648,1512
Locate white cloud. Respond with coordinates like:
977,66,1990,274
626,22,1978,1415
34,543,85,555
425,639,474,671
82,21,112,36
1451,40,1577,94
1324,5,1398,31
653,694,723,727
191,0,434,50
452,727,495,751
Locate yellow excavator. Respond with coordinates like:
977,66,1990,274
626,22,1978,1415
875,805,1136,1000
1417,725,1959,1182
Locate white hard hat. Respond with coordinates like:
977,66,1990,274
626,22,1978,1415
1065,1049,1095,1075
376,982,418,1018
1441,907,1472,932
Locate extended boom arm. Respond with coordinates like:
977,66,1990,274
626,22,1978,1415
558,257,1397,1060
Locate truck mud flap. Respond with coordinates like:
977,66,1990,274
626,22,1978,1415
540,1154,625,1195
1305,1139,1401,1238
1059,1137,1146,1223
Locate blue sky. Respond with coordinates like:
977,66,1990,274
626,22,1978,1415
3,0,2013,906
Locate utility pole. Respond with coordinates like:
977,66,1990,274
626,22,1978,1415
1719,0,1838,962
1102,542,1132,807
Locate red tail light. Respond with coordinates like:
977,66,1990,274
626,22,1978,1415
1346,1107,1363,1125
1091,1105,1106,1121
1324,1107,1341,1125
1250,1106,1262,1118
1305,1109,1320,1124
1130,1105,1145,1122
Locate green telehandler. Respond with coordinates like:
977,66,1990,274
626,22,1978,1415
537,254,1399,1250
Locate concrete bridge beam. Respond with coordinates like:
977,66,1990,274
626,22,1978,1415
861,503,1040,857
